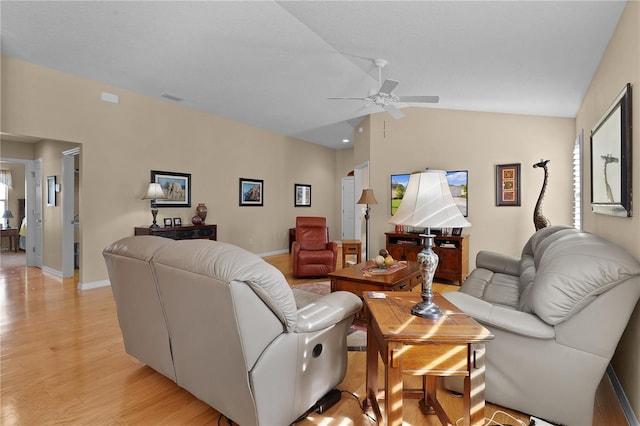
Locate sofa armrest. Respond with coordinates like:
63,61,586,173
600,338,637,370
443,292,554,339
295,291,362,333
476,251,521,276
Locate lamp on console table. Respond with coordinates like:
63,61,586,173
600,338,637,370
357,188,378,261
2,210,13,229
389,170,470,319
142,183,167,229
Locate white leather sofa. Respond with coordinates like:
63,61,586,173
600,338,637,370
103,236,362,425
444,225,640,426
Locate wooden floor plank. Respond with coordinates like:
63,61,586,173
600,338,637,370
0,249,628,426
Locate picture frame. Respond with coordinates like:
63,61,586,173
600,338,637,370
452,227,462,236
239,178,263,206
496,163,521,206
151,170,191,208
46,176,56,207
173,217,182,227
163,218,173,227
590,83,632,217
294,183,311,207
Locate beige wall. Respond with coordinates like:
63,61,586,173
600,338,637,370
576,1,640,417
1,56,338,284
363,107,575,268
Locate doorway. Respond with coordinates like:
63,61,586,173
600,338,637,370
62,148,80,278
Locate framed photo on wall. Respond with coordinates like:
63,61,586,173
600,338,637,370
151,170,191,208
496,163,521,206
294,184,311,207
590,83,632,217
239,178,263,206
46,176,56,207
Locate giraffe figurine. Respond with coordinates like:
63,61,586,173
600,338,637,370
533,159,551,231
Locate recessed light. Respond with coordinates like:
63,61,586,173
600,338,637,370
342,139,350,143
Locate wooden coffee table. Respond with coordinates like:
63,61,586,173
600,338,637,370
329,261,422,295
363,292,494,426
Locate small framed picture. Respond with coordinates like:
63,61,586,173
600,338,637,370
239,178,264,206
452,227,462,236
173,218,182,227
495,163,521,206
163,218,173,227
294,183,311,207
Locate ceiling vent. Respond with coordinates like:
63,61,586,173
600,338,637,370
161,93,184,102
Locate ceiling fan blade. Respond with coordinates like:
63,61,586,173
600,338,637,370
397,95,440,103
385,104,405,119
328,97,368,101
379,79,399,95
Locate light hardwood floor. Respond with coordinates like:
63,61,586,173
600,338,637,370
0,249,628,425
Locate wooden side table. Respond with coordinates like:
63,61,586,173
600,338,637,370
1,228,19,253
341,239,361,267
363,292,494,426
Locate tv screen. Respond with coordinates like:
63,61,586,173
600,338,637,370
391,170,468,217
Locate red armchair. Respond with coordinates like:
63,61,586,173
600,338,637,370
292,217,338,278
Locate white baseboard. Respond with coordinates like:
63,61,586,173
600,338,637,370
608,364,640,426
41,265,62,278
77,280,110,291
258,248,289,258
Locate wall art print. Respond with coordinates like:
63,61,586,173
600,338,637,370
496,163,521,206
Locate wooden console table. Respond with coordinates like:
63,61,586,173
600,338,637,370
385,233,469,284
135,224,217,241
1,228,19,253
364,292,494,426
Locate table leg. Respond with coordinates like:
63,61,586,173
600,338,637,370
364,315,379,415
463,343,487,426
386,343,404,426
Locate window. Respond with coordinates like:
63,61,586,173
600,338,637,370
573,131,583,230
0,183,7,225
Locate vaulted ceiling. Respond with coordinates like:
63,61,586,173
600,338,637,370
1,1,626,149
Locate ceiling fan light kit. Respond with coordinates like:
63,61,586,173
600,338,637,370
329,58,439,120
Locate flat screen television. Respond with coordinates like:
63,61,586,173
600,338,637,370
391,170,468,217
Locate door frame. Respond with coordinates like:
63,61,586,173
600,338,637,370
62,147,79,278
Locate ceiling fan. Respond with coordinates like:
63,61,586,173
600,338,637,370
329,58,439,119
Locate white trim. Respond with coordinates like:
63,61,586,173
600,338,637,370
41,265,62,278
258,248,288,258
607,364,639,426
78,279,110,291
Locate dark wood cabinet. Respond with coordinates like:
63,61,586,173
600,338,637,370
385,232,469,284
135,224,217,241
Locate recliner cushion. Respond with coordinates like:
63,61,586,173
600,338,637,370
526,232,640,325
153,239,299,332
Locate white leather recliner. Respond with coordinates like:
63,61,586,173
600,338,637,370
103,236,362,425
443,226,640,426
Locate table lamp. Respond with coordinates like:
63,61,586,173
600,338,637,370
357,188,378,260
142,183,167,228
2,210,13,229
389,170,470,318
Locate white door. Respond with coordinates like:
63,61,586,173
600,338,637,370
341,177,355,239
61,149,79,278
29,159,43,268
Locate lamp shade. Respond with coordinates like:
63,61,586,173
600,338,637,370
2,210,13,219
142,183,167,200
389,170,470,228
356,189,378,205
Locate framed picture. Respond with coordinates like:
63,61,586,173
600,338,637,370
294,183,311,207
151,170,191,208
46,176,56,207
239,178,263,206
452,227,462,236
496,163,521,206
173,217,182,227
590,83,632,217
163,218,173,227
